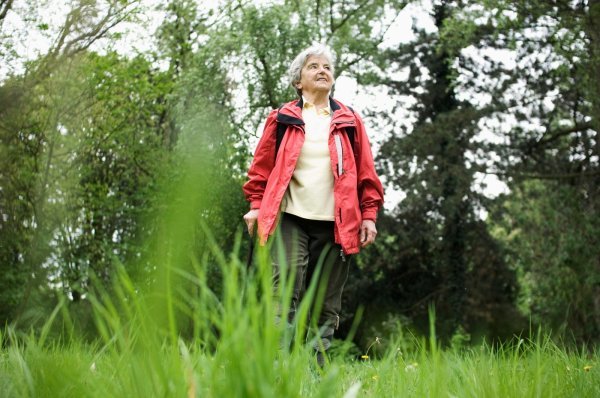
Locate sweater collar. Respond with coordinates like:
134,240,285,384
277,97,354,125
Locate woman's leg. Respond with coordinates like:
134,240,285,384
271,213,310,326
303,219,350,355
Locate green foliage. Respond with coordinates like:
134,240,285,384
0,58,88,325
50,52,174,298
441,0,597,179
0,0,250,326
368,1,521,341
356,0,600,345
0,0,173,325
439,0,600,342
490,180,600,342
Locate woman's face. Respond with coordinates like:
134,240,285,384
296,55,334,97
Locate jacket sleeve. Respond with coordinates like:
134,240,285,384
242,109,279,209
354,111,384,221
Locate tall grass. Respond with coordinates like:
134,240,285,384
1,236,599,397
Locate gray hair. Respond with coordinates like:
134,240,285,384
288,44,336,97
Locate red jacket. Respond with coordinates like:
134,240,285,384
243,97,384,254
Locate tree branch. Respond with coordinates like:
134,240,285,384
330,0,370,35
486,169,600,181
0,0,13,26
256,52,278,109
537,122,594,146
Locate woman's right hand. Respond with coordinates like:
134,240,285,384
243,209,260,236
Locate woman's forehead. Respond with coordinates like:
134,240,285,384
304,54,331,66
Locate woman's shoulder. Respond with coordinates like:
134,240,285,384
331,97,357,112
330,98,363,122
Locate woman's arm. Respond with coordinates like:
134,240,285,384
242,109,279,210
354,111,384,222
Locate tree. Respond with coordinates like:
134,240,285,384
359,0,521,341
489,180,600,342
447,0,600,342
0,0,146,326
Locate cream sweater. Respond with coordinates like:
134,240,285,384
282,99,334,221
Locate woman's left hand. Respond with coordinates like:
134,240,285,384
360,220,377,248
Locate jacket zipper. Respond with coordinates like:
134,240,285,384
334,133,343,176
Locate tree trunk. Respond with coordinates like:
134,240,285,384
586,0,600,337
588,1,600,153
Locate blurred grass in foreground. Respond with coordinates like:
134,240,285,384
0,241,599,398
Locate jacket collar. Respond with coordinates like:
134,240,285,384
277,97,355,125
329,97,355,124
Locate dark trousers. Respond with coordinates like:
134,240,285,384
271,212,350,351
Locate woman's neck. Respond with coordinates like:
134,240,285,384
303,92,329,110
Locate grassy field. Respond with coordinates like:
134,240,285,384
1,326,598,397
2,241,598,398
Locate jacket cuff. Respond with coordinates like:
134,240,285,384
361,208,378,222
250,199,262,210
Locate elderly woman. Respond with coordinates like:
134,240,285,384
242,44,384,366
